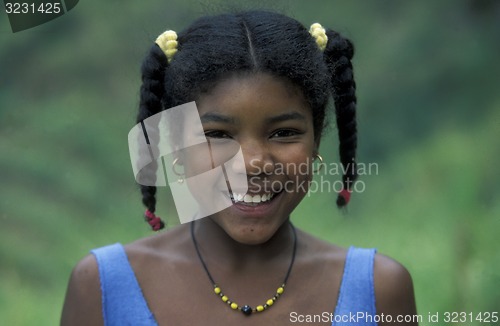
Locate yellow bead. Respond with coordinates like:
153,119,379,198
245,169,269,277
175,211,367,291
222,295,228,302
214,287,221,295
310,23,322,30
256,305,264,312
164,30,177,41
266,299,274,306
166,40,178,49
166,48,177,57
277,287,284,294
230,302,238,310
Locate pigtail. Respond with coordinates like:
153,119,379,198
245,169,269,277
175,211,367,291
323,30,358,207
136,44,169,231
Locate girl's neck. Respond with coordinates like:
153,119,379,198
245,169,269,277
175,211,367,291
192,218,295,269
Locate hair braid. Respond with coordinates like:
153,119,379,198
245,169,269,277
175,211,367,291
323,30,358,206
136,44,169,230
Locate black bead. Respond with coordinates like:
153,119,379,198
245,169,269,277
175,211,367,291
241,305,252,316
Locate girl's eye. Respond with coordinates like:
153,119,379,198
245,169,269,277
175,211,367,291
271,129,301,138
204,130,231,139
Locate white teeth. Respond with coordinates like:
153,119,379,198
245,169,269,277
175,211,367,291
232,192,274,204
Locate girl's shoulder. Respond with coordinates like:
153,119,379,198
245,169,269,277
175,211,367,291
296,228,414,281
61,250,104,325
372,253,418,324
296,229,418,325
61,224,194,325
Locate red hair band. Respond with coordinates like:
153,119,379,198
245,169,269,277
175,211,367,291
145,209,165,231
339,189,352,205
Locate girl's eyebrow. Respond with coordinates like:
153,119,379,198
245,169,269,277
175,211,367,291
200,111,306,124
266,112,306,124
200,112,236,124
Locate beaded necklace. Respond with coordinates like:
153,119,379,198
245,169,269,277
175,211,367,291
190,221,297,316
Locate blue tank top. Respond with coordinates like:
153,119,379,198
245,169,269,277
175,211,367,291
91,244,377,326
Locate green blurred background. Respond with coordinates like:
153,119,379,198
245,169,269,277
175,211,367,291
1,0,499,324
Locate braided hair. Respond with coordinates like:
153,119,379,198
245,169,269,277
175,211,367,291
136,10,358,230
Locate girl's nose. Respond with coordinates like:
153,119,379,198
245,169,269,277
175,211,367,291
239,142,274,176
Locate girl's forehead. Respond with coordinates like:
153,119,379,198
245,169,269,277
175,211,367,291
195,73,311,118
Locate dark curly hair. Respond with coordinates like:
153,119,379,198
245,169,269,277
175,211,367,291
137,10,357,230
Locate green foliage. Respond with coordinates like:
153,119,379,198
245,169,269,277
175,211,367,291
1,0,499,324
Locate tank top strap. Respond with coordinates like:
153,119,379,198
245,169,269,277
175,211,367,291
91,243,158,326
332,246,378,326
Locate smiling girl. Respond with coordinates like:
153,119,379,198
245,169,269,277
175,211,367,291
61,10,418,326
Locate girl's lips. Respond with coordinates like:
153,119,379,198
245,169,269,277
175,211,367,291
228,190,283,217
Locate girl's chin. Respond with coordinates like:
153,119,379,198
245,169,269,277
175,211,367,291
213,218,287,245
226,229,276,245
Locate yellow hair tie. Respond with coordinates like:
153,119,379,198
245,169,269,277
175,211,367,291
309,23,328,51
155,30,178,63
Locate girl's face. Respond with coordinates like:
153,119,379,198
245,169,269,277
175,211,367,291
185,73,317,245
